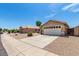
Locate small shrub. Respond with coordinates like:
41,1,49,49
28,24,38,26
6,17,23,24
32,30,35,33
27,32,33,37
0,32,3,34
8,31,10,34
15,33,18,36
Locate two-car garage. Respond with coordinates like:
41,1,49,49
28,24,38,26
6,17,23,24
43,29,65,36
43,27,65,35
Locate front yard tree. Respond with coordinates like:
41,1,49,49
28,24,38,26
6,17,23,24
36,20,42,26
0,28,2,32
36,20,42,34
3,28,8,32
0,28,3,34
10,29,18,33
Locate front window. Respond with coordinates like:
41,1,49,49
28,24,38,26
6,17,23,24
56,26,58,28
59,26,61,28
44,26,61,29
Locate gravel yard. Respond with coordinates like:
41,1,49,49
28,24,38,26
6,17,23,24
10,33,40,39
44,36,79,56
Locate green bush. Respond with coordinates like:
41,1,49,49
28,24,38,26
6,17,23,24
8,30,11,34
27,32,33,36
32,30,35,33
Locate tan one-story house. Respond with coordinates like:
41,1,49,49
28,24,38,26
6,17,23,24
19,26,40,33
41,20,69,36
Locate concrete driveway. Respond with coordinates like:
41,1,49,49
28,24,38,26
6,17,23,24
1,33,58,56
20,35,58,48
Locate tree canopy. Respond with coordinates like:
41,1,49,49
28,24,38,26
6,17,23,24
36,20,42,26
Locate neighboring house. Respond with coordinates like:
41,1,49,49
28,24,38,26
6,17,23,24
74,26,79,36
19,26,40,33
68,28,74,36
41,20,69,36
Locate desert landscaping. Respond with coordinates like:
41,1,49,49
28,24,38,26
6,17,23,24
10,33,40,39
44,36,79,56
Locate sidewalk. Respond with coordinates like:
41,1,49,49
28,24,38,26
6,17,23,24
1,33,58,56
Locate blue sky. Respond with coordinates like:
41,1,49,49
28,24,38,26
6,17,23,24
0,3,79,29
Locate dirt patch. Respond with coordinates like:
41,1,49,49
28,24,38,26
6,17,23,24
43,36,79,56
10,33,40,39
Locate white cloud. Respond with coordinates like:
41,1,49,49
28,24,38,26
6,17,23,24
44,14,56,19
62,3,77,10
62,3,79,13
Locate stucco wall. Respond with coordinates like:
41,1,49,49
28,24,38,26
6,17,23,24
74,27,79,36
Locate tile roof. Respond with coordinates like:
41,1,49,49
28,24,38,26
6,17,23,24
42,20,69,27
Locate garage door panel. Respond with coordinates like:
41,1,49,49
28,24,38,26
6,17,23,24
43,29,65,35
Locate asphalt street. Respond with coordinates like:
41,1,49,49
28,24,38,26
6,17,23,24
0,34,8,56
